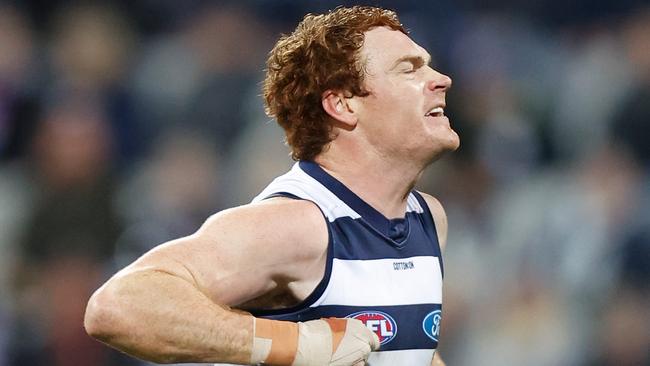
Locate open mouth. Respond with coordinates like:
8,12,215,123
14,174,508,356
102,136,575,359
425,107,445,117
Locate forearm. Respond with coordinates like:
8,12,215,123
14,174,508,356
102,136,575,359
85,269,253,364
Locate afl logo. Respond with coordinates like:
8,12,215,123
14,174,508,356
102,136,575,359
422,310,442,342
346,311,397,345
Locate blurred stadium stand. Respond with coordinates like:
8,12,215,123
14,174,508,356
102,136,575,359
0,1,648,365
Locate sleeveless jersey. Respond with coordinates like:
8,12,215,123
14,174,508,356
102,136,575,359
248,161,444,365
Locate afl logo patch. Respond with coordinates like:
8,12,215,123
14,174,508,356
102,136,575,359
347,311,397,345
422,310,442,342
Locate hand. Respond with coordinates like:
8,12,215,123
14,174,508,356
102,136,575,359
294,318,380,366
251,317,379,366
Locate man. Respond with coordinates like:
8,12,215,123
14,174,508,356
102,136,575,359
84,6,458,366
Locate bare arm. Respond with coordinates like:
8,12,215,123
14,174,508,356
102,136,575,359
431,351,447,366
421,193,449,366
421,193,448,254
84,199,328,364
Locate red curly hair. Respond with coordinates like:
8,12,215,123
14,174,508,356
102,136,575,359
263,6,406,161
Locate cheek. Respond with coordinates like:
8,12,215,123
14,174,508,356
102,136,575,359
359,81,425,130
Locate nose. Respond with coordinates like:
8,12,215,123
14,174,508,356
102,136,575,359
427,69,452,92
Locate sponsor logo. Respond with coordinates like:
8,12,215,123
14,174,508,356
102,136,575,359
422,310,442,342
392,261,415,270
347,311,397,345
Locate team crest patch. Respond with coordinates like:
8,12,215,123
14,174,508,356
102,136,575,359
346,311,397,345
422,310,442,342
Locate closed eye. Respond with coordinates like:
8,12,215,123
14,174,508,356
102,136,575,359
392,55,428,73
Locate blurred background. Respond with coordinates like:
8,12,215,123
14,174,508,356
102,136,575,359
0,0,648,365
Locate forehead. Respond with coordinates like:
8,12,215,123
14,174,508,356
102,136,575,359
360,27,429,70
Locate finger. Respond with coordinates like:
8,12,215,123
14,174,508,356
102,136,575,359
369,331,380,351
348,322,380,351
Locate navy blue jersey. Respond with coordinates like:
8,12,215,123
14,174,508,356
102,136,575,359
249,161,444,365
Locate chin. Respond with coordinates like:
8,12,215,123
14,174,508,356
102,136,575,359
443,127,461,150
436,128,460,149
447,134,461,151
424,134,460,164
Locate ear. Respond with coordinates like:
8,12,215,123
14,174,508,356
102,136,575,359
321,91,358,127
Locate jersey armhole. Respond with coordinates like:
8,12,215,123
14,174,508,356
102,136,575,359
250,192,334,317
412,191,445,278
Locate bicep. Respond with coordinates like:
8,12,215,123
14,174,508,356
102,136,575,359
126,213,280,307
121,200,327,307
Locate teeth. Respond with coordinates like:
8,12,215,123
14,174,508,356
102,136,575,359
426,107,444,116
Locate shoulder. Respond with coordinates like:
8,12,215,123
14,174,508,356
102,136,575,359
200,197,329,265
416,192,448,253
203,197,327,238
117,197,329,307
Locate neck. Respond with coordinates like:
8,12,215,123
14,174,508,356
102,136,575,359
314,146,424,219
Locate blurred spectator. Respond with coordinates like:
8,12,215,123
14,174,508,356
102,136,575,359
584,288,650,366
480,144,642,365
114,129,222,268
9,100,129,366
48,4,132,91
46,2,141,166
0,163,33,366
0,6,37,352
224,101,293,206
550,22,633,162
612,8,650,167
0,2,648,365
0,4,40,161
130,4,271,158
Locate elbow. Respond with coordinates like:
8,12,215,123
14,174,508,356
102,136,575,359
83,284,171,364
84,286,120,342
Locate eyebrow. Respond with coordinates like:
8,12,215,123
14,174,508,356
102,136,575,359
389,54,432,71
